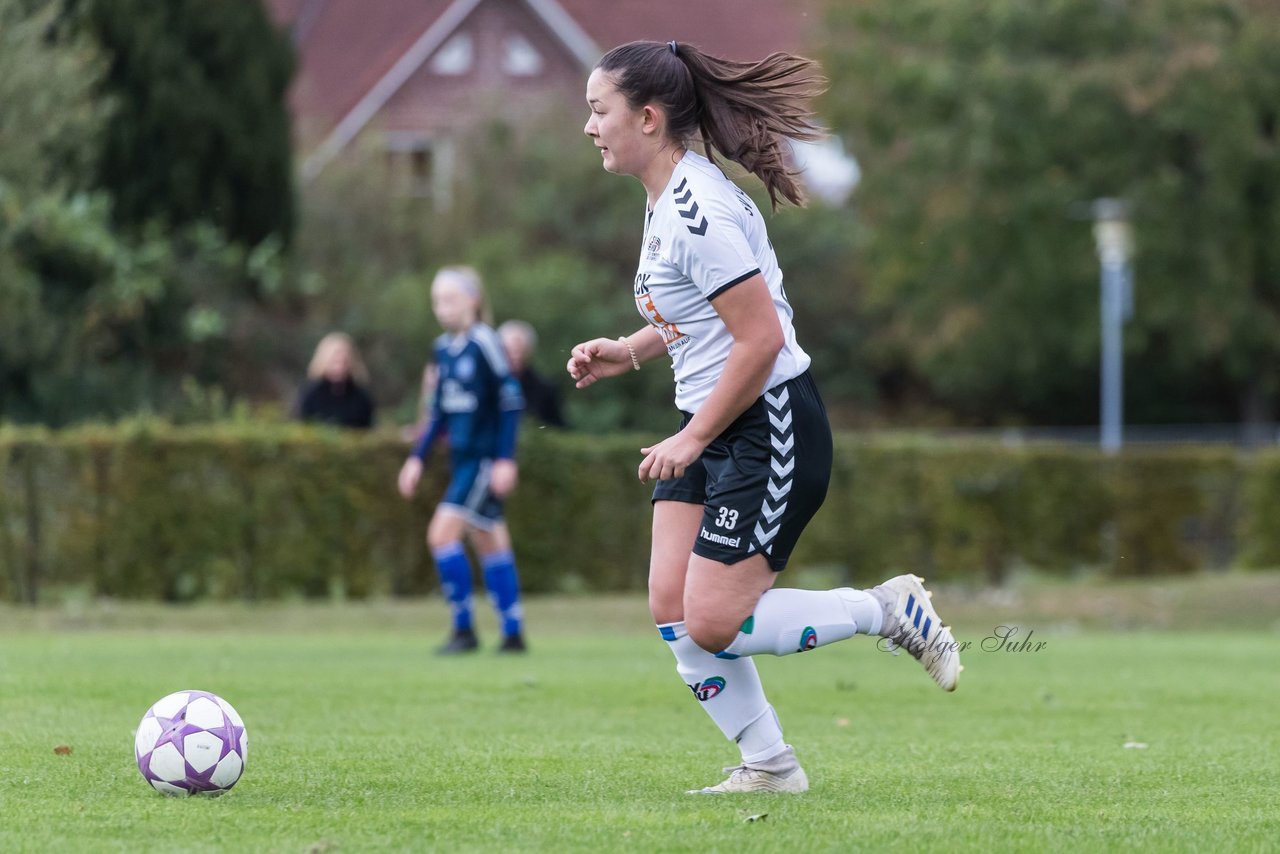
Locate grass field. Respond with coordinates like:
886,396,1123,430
2,574,1279,853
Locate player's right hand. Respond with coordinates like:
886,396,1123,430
567,338,632,389
398,456,423,499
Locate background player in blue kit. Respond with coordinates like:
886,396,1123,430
568,41,962,794
398,266,528,654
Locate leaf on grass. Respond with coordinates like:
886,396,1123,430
53,745,72,756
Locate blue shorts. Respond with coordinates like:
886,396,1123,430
652,371,832,572
440,457,505,529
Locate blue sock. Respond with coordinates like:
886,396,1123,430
432,543,473,633
481,550,523,638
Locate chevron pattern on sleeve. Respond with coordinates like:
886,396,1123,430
672,177,709,236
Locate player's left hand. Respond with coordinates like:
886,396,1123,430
638,433,706,482
398,456,423,499
490,458,518,497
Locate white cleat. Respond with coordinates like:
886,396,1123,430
687,747,808,795
874,574,962,692
688,763,809,795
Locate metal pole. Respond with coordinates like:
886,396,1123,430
1100,259,1124,453
1092,199,1132,455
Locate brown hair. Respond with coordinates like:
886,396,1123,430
596,40,827,210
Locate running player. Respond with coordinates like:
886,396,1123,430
567,40,961,794
399,266,528,654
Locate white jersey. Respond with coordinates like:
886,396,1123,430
633,151,810,412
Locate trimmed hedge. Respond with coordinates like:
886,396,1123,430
0,423,1271,603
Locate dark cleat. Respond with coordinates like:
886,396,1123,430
436,630,480,655
497,633,527,653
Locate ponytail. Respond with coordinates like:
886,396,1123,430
597,41,827,210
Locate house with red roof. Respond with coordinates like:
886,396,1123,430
263,0,845,198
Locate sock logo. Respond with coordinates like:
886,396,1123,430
798,626,818,652
687,676,726,701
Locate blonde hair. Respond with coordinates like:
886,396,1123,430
307,332,369,385
431,265,493,326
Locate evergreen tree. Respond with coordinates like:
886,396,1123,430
76,0,296,246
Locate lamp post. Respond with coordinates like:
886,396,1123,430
1091,198,1133,455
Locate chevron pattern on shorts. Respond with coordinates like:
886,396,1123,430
749,386,794,555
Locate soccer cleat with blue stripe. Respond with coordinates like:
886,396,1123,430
874,574,962,692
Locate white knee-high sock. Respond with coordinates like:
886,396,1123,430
659,621,787,765
718,588,885,659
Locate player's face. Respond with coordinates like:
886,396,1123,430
584,69,647,177
431,280,477,332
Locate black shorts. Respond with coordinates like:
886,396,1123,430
652,371,832,572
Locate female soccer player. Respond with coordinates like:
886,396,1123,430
399,266,528,654
567,41,961,794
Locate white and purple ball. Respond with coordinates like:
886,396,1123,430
134,690,248,797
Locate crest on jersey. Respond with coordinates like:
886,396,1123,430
454,355,475,381
645,235,662,260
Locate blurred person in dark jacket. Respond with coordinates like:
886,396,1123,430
295,332,375,429
498,320,566,429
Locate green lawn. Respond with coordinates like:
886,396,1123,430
1,578,1278,853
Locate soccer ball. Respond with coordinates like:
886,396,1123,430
134,690,248,796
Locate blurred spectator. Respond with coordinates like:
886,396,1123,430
498,320,566,428
295,332,375,429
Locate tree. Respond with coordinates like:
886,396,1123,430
0,1,295,426
1,0,111,422
820,0,1280,427
75,0,296,247
0,0,107,195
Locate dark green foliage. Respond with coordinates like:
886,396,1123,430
766,201,877,417
76,0,295,246
0,193,289,425
1237,451,1280,567
1,425,1270,603
820,0,1280,426
0,0,108,195
1,0,300,427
